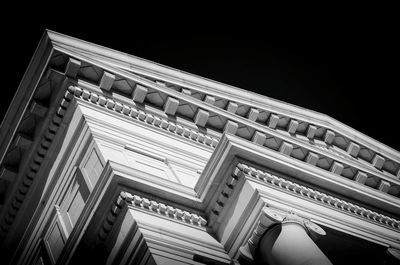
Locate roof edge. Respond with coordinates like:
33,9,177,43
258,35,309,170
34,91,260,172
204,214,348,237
45,30,399,159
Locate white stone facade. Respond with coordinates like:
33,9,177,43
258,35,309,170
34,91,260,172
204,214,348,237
0,30,399,265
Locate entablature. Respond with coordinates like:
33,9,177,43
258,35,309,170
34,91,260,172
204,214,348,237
198,153,400,262
59,52,400,181
45,30,400,181
2,31,400,225
67,82,400,200
1,30,400,264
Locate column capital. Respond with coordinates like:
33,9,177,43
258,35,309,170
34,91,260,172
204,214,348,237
239,207,326,262
260,208,285,225
386,247,400,264
283,211,326,239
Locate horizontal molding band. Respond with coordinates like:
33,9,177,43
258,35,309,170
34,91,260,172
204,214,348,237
235,163,400,231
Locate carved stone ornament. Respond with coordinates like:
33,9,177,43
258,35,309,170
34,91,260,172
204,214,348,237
239,207,327,262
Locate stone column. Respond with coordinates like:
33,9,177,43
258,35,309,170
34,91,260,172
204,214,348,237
258,209,333,265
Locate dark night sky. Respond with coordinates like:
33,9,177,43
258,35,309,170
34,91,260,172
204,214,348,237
2,8,399,151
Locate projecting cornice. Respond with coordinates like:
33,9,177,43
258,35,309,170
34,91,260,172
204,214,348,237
46,31,399,159
42,30,400,179
196,134,400,217
0,30,399,231
194,134,400,258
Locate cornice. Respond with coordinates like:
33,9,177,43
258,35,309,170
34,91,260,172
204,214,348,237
45,44,400,185
93,193,230,265
0,78,73,239
197,134,400,217
95,191,207,254
0,31,54,164
201,159,400,259
46,30,400,168
127,193,207,227
205,161,400,251
67,83,400,203
202,160,400,257
3,73,397,242
1,30,399,258
234,163,400,231
67,85,219,148
2,32,398,209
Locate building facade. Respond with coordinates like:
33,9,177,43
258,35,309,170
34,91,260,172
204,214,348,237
0,31,399,265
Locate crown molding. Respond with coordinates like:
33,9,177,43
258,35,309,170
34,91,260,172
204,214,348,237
45,30,400,162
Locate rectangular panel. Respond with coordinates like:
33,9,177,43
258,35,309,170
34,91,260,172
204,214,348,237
67,189,85,226
46,221,65,263
84,149,103,189
170,165,199,188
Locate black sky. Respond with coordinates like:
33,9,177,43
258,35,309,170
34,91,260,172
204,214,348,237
2,8,399,151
